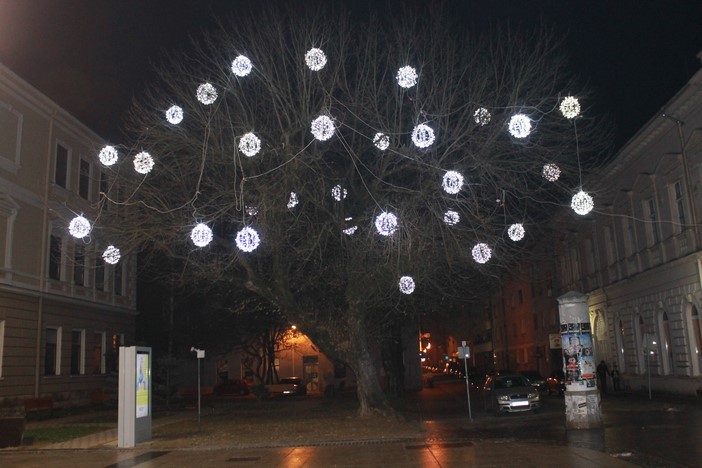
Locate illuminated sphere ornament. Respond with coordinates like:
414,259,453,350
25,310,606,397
331,185,347,201
473,107,491,126
442,170,464,194
246,206,259,216
133,151,154,174
238,132,261,157
165,105,183,124
542,163,561,182
196,82,218,105
571,190,594,215
375,211,398,236
235,226,260,252
190,223,213,247
373,132,390,151
102,245,121,265
508,114,532,138
231,55,252,77
343,226,358,235
396,65,418,89
411,123,435,148
311,115,335,141
399,276,415,295
508,223,525,242
68,215,91,239
559,96,581,119
305,48,327,71
98,145,119,166
287,192,299,209
472,243,492,264
443,210,460,226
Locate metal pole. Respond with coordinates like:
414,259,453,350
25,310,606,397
197,357,201,428
647,349,652,401
463,355,473,422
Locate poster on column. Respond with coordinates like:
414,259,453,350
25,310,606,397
561,322,595,389
136,352,149,418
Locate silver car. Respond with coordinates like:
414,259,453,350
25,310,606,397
484,374,540,414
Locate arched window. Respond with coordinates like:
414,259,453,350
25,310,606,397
692,306,702,375
634,315,645,374
616,319,626,372
659,311,673,375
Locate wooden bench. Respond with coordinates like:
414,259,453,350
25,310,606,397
23,397,53,418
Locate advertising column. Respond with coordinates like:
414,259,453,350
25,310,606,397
118,346,152,447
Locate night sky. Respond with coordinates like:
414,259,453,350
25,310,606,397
0,0,700,149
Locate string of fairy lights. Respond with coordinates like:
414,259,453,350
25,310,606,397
71,47,593,295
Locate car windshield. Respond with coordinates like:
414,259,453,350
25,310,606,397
494,376,530,389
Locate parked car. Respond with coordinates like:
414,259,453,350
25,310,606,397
213,378,250,396
267,377,307,396
483,374,540,414
546,369,565,395
520,371,546,392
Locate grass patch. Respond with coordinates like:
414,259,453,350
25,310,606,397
23,426,107,444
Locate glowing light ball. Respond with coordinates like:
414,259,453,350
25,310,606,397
305,48,327,71
571,190,594,215
396,65,418,88
373,132,390,151
542,163,561,182
68,215,91,239
190,223,213,247
375,211,398,236
311,115,335,141
165,105,183,124
508,114,532,138
399,276,415,294
331,185,347,201
560,96,581,119
235,226,260,252
443,210,460,226
196,83,218,105
287,192,299,209
246,206,258,216
473,107,491,126
508,223,525,241
102,245,121,265
442,170,464,194
98,145,118,166
231,55,252,77
472,243,492,264
133,151,154,174
343,225,358,235
238,132,261,157
411,123,435,148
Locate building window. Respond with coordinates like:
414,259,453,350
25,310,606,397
661,312,673,375
70,330,85,375
44,327,61,376
106,334,124,373
625,218,636,256
674,181,686,229
55,144,68,188
93,332,105,374
692,307,702,375
74,244,85,286
0,320,4,378
646,198,659,245
95,255,104,291
49,235,62,280
114,263,123,296
79,159,90,199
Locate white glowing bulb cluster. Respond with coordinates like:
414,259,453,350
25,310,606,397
571,190,594,215
236,226,260,252
231,55,253,77
69,215,91,239
331,185,347,201
191,223,213,247
238,132,261,157
98,146,119,166
560,96,581,119
343,217,358,235
311,115,335,141
133,151,154,174
542,163,561,182
196,83,218,105
396,65,418,88
399,276,415,294
473,107,491,126
508,114,532,138
246,206,259,216
472,243,492,264
102,245,121,265
442,171,464,195
508,223,525,242
411,123,435,148
375,211,398,236
373,132,390,151
166,105,183,124
443,210,460,226
287,192,299,209
305,48,327,71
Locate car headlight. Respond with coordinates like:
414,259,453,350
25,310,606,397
497,395,510,401
528,392,539,400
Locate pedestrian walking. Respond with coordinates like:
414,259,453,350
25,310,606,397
596,360,610,394
611,364,621,391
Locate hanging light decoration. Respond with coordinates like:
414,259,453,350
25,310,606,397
238,132,261,157
508,113,532,138
190,223,213,247
311,115,335,141
373,132,390,151
559,96,581,119
443,210,460,226
472,243,492,264
305,48,327,71
231,55,253,77
98,145,119,166
473,107,491,126
196,82,218,105
235,226,260,252
331,185,347,201
411,123,435,148
396,65,418,88
508,223,525,241
165,105,183,124
442,170,464,194
399,276,415,294
542,163,561,182
375,211,398,236
133,151,154,174
343,226,358,235
287,192,299,209
246,206,258,216
68,215,91,239
571,190,594,215
102,245,121,265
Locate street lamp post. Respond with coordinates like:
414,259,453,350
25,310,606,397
191,347,205,428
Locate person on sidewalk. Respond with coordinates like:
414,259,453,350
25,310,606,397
611,364,621,392
596,360,610,394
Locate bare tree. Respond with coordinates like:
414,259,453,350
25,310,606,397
97,4,608,416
